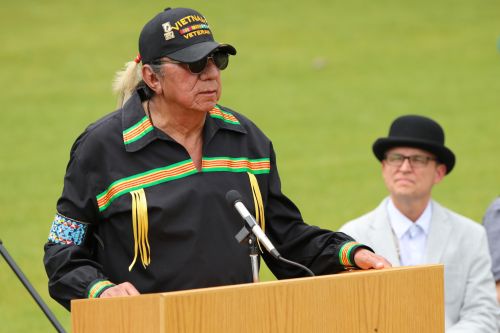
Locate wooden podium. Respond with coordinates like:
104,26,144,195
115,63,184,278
71,264,444,332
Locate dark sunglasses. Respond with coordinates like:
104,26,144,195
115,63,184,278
154,51,229,74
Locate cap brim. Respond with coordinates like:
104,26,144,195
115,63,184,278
372,137,456,174
167,42,236,63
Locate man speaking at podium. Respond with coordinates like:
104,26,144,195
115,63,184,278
43,7,390,310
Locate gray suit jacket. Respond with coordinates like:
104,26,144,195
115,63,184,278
483,197,500,282
340,198,498,333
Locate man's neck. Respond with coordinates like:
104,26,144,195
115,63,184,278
390,196,431,222
145,98,206,142
143,98,206,171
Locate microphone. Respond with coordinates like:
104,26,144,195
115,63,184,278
226,190,281,259
225,190,315,277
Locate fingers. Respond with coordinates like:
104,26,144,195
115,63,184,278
100,282,141,298
373,256,392,269
353,249,392,270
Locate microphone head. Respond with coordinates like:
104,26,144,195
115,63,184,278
225,190,242,206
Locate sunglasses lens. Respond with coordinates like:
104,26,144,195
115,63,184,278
187,52,230,74
188,58,207,74
212,52,229,70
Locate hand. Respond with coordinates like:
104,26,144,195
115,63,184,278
99,282,140,298
353,248,392,270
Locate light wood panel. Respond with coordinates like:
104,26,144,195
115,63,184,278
72,264,444,333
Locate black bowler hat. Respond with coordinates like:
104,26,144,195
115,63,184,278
139,7,236,64
372,115,456,174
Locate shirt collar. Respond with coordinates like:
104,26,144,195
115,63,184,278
204,105,247,140
121,91,246,153
121,92,156,152
387,198,432,239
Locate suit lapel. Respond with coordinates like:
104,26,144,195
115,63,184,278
424,201,452,263
369,199,402,266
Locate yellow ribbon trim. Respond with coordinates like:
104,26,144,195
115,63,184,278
128,189,151,271
247,172,265,252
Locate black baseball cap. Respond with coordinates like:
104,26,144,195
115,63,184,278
139,7,236,64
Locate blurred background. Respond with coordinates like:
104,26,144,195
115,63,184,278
1,0,499,331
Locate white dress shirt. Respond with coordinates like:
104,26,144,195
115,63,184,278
387,199,432,266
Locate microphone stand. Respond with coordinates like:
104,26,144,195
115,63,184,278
234,226,260,282
233,223,315,279
0,239,66,333
227,190,315,278
248,235,260,283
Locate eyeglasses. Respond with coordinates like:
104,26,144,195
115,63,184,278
153,51,229,74
384,153,437,168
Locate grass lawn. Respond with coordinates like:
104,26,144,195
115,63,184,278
1,0,499,331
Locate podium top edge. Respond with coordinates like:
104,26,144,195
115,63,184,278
71,264,443,305
162,264,443,296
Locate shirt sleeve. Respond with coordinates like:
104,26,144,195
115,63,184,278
262,144,372,278
446,230,498,333
482,197,500,282
43,135,114,310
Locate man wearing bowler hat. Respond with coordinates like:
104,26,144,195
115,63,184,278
340,115,498,332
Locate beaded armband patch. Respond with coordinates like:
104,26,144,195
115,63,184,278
48,213,88,246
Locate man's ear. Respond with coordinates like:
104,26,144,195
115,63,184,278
434,163,447,185
142,65,163,95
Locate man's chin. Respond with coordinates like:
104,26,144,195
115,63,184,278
194,100,219,113
392,189,415,199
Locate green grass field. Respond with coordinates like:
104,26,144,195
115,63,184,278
1,0,499,331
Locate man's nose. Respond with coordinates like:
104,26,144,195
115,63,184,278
399,157,413,171
200,59,219,79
